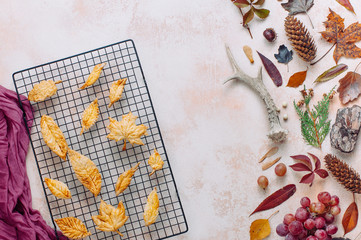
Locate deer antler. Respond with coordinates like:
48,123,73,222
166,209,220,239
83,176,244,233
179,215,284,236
224,45,288,143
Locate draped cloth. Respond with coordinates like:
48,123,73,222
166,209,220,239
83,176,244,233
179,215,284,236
0,85,66,240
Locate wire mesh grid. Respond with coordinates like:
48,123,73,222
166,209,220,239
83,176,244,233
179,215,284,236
12,39,188,240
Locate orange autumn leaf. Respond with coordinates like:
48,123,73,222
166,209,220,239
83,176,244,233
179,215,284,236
321,9,361,64
342,201,358,235
336,0,355,14
286,69,308,88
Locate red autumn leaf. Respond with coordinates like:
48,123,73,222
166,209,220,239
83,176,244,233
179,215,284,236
337,71,361,104
257,51,283,87
286,69,308,88
250,184,296,216
290,155,312,170
299,172,315,184
314,169,329,178
308,152,321,170
336,0,355,14
289,163,312,172
342,201,358,235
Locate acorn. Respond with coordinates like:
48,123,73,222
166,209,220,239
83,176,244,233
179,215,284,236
263,28,277,42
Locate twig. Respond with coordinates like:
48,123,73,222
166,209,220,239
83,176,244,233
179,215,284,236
305,12,314,29
239,8,253,39
310,43,336,66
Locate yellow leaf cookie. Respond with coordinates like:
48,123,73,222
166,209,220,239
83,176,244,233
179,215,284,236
108,78,127,107
40,115,68,160
115,162,140,195
144,188,159,226
92,200,129,237
28,80,62,102
44,177,71,199
79,63,106,89
80,98,99,135
68,149,101,197
55,217,91,239
148,149,164,176
106,112,148,150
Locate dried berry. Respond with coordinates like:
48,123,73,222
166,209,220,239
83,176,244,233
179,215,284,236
263,28,276,42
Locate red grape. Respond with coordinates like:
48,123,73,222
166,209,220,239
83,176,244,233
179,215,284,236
314,217,326,229
303,218,315,230
326,224,338,235
318,192,331,204
329,195,340,206
300,197,311,208
330,205,341,215
324,213,334,224
298,229,308,239
295,207,309,222
285,233,298,240
283,214,296,225
314,202,326,214
276,223,289,236
309,202,317,213
288,220,303,235
257,176,268,189
275,163,287,176
306,236,318,240
314,229,327,240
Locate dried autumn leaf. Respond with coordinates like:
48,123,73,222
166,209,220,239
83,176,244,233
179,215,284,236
249,219,270,240
250,184,296,216
257,51,283,87
80,98,99,135
55,217,91,240
321,9,361,64
92,200,128,236
337,72,361,104
342,201,358,235
115,162,140,195
258,146,278,163
286,69,307,88
79,63,106,89
243,45,254,64
107,112,148,151
44,177,71,199
274,45,293,65
68,149,101,197
148,149,164,176
28,80,62,102
144,188,159,226
109,78,127,107
281,0,314,28
314,64,348,83
40,115,68,160
336,0,355,14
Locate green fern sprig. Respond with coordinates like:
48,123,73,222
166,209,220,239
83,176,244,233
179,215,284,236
293,86,335,148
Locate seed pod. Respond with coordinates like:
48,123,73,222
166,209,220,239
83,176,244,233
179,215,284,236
243,45,254,63
263,28,277,42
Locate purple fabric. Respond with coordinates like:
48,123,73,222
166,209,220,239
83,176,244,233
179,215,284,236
0,85,66,240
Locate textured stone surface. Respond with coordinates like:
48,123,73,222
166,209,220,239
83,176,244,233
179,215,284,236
330,105,361,153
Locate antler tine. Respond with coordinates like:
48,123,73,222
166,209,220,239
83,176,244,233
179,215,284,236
225,44,241,73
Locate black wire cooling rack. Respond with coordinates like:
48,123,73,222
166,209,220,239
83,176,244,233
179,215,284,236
12,39,188,240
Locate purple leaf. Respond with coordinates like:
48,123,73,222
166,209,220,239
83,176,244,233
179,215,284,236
289,163,312,172
257,51,283,87
315,169,329,178
308,152,321,170
300,172,315,184
290,155,313,170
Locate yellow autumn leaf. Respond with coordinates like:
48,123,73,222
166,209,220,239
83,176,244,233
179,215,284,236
250,219,271,240
80,98,99,135
144,187,159,226
108,78,127,107
55,217,91,240
28,80,62,102
92,200,129,236
79,63,106,89
148,149,164,176
40,115,68,160
106,112,148,150
115,162,140,195
44,177,71,199
68,149,102,197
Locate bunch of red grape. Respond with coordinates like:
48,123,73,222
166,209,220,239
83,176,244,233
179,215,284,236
276,191,340,240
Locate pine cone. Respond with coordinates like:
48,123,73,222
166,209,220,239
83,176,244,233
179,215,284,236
324,154,361,194
284,16,317,62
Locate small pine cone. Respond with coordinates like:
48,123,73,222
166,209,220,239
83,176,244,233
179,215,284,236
284,16,317,62
324,154,361,194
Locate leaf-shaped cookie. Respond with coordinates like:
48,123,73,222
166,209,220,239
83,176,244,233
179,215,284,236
55,217,91,239
92,200,129,236
40,115,68,160
44,177,71,199
109,78,127,107
28,80,62,102
68,149,101,197
107,112,148,150
80,98,99,135
148,149,164,176
115,162,140,195
144,188,159,226
79,63,106,89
